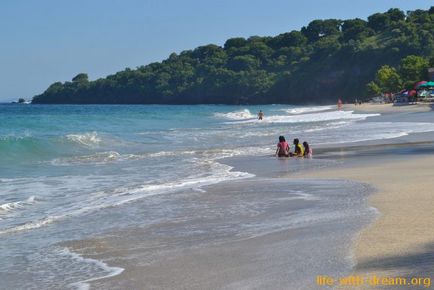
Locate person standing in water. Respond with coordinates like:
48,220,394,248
276,136,289,157
258,110,264,120
337,98,343,110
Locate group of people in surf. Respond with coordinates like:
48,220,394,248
257,110,312,158
276,136,312,158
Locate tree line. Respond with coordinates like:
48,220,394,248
32,7,434,104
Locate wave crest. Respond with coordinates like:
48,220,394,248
285,105,334,115
214,109,255,120
66,132,101,147
0,196,37,214
226,110,379,124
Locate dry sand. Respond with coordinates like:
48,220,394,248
343,103,433,114
298,155,434,289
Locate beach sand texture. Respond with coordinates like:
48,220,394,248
301,155,434,289
344,102,433,114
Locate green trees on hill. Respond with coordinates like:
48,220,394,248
399,55,429,88
368,55,430,94
372,65,402,94
72,73,89,83
32,7,434,104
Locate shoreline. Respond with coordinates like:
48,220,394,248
65,177,375,290
294,103,434,288
294,154,434,289
343,102,433,114
62,104,434,289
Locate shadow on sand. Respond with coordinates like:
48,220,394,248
355,242,434,288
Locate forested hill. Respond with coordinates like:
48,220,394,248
32,7,434,105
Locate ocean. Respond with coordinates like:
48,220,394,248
2,104,434,289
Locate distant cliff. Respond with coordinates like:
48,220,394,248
32,7,434,104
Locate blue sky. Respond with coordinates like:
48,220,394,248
0,0,432,102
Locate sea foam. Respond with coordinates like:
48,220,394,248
60,247,124,290
214,109,255,120
66,132,101,147
0,160,254,235
0,196,37,214
226,110,380,124
285,105,334,114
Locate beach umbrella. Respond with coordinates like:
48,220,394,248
418,81,434,88
415,81,427,89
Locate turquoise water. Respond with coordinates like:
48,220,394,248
1,103,434,289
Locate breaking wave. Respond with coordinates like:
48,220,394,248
226,110,380,124
66,132,101,147
214,109,255,120
285,105,334,115
0,196,37,214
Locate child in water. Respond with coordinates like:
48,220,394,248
290,138,304,157
275,136,289,157
303,141,313,158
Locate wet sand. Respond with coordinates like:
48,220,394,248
297,155,434,289
71,150,434,290
65,105,434,289
66,178,374,290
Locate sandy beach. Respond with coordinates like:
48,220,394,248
295,103,434,288
66,177,374,290
343,102,433,114
298,155,434,289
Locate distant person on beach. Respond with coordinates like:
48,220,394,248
290,138,304,157
258,110,264,120
303,141,312,158
276,136,289,157
337,98,343,110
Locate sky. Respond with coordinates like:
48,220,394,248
0,0,433,102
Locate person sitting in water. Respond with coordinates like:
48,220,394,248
275,136,289,157
290,138,304,157
258,110,264,120
303,141,313,158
